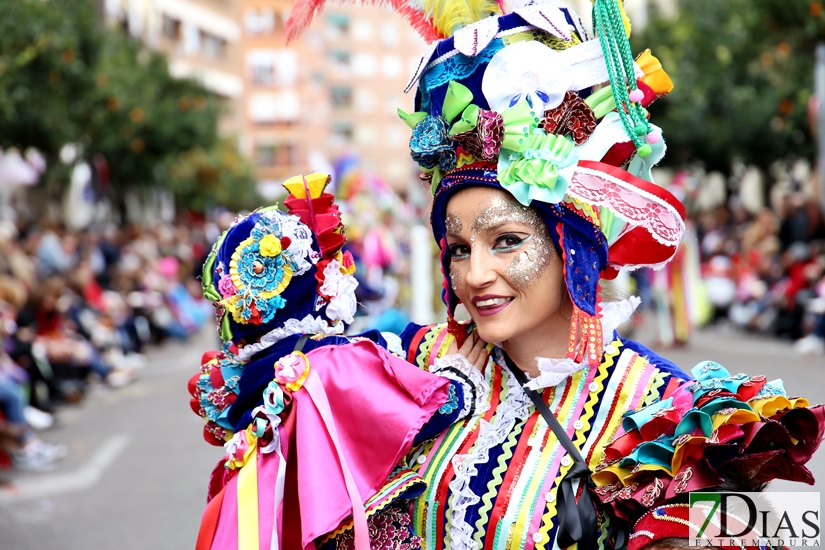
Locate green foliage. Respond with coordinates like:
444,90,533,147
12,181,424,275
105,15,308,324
635,0,825,172
0,0,99,157
85,31,220,188
0,0,251,212
166,140,261,212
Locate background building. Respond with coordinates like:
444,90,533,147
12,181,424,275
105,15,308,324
102,0,245,134
240,1,428,194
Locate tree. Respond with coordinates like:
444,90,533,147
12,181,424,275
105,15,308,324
166,139,261,212
0,0,100,160
84,31,222,192
635,0,825,173
0,0,260,213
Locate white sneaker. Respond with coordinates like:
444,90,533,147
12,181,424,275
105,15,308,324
794,335,825,356
106,368,137,388
27,439,68,461
13,440,67,471
23,406,54,431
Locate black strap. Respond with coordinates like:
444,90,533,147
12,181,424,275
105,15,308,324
293,334,310,353
502,351,617,550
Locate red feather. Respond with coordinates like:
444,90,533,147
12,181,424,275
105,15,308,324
284,0,442,43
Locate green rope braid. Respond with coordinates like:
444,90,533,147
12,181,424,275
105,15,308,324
593,0,652,157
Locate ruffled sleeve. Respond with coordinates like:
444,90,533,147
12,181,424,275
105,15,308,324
591,360,825,523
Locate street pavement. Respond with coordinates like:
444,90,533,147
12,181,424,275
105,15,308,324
0,324,822,549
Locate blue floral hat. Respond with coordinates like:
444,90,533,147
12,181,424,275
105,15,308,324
202,174,359,358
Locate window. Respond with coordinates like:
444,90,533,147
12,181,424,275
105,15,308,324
380,24,399,46
329,50,350,69
326,14,349,39
354,89,375,112
162,16,180,40
259,8,275,33
381,55,402,78
330,121,354,148
352,53,377,78
256,145,276,166
202,33,226,59
245,8,277,35
181,22,200,55
330,86,353,108
247,50,298,87
255,143,297,167
248,91,301,123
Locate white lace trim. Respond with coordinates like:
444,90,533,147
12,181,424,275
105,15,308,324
523,297,640,390
432,354,492,416
235,315,345,361
446,359,532,550
568,165,686,249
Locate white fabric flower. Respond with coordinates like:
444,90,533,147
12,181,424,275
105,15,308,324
524,357,586,391
326,275,358,324
482,41,573,113
274,214,315,276
319,260,344,297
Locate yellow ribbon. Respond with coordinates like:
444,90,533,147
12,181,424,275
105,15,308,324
237,446,260,550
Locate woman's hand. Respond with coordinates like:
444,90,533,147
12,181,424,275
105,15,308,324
447,329,490,374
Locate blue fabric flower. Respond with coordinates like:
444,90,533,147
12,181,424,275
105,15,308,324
410,115,457,173
438,384,460,415
236,242,288,294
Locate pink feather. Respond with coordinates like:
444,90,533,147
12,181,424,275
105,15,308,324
284,0,443,43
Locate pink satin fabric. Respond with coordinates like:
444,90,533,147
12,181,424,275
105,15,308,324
203,339,449,550
291,340,449,549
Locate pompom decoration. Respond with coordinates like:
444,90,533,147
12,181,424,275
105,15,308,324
628,88,645,103
646,130,662,144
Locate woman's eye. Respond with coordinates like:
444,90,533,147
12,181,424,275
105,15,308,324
494,234,526,250
448,244,470,258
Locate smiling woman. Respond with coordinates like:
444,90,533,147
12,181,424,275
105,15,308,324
380,1,825,549
444,187,570,367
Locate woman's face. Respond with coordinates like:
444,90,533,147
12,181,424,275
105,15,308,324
444,187,566,344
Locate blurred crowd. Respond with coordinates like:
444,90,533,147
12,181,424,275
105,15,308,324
0,218,214,472
697,191,825,354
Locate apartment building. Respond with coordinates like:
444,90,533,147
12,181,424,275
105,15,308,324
102,0,245,134
240,2,428,193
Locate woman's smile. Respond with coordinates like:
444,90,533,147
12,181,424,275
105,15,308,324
472,294,514,316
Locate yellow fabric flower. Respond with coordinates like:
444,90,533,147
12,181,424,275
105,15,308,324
636,49,674,97
259,234,282,257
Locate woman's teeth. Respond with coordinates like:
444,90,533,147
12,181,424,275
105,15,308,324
476,297,511,307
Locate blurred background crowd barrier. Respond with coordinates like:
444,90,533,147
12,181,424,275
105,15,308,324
0,0,824,481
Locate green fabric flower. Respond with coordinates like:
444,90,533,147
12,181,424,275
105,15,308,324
497,134,578,206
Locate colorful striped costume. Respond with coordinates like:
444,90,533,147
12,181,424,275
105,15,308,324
321,320,690,550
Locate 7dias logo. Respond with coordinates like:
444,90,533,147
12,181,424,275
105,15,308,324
689,492,820,547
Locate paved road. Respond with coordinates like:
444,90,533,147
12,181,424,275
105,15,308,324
0,328,220,550
0,325,822,549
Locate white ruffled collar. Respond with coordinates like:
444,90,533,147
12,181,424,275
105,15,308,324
517,297,641,390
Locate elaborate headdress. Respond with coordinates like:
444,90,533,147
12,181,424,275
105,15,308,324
377,0,682,368
201,173,357,357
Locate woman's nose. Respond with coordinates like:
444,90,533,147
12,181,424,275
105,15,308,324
465,250,496,288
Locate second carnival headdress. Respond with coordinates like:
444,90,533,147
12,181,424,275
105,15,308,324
288,0,686,369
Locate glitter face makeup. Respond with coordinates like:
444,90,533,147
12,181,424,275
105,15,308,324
445,214,463,235
443,186,567,347
470,193,539,234
446,191,555,291
505,221,553,290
